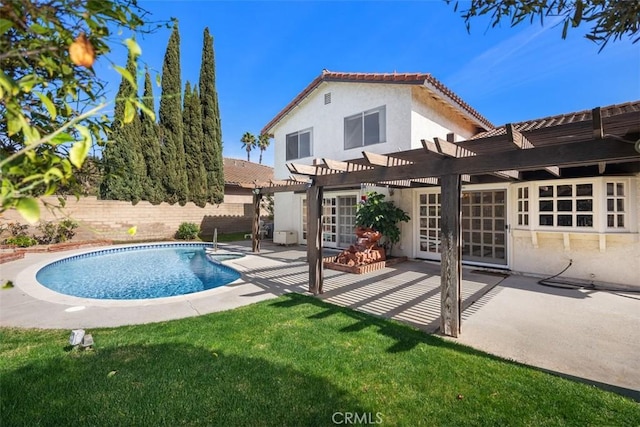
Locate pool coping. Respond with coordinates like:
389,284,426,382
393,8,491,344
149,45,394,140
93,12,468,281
13,242,253,308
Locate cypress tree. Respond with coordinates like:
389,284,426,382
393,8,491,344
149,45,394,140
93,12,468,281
100,53,145,203
140,68,165,204
183,82,208,208
159,21,188,205
199,27,224,204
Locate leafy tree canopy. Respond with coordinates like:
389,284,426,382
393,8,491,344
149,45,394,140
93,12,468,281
0,0,161,222
449,0,640,49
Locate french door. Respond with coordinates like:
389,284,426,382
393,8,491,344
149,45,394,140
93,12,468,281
302,194,358,248
417,189,508,266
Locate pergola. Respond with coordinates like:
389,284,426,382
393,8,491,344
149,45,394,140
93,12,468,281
250,104,640,337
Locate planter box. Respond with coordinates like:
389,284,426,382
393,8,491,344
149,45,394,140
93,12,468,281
324,256,407,274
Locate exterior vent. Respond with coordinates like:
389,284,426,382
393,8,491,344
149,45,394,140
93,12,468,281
446,132,456,143
324,92,331,105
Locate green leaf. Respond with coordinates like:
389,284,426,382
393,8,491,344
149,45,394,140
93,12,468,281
0,19,12,36
0,71,18,96
29,23,48,34
16,197,40,224
114,65,135,88
50,132,75,145
124,99,135,123
135,98,155,121
34,92,56,120
69,125,91,168
124,37,142,57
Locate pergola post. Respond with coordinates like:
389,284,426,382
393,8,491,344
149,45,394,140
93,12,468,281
252,191,262,253
440,173,462,337
307,183,324,295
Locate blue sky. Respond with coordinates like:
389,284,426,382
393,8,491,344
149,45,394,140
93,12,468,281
96,1,640,167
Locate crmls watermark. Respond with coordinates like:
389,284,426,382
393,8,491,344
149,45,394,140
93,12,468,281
332,412,383,425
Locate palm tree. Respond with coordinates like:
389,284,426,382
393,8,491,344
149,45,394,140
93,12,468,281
257,133,271,164
240,132,256,162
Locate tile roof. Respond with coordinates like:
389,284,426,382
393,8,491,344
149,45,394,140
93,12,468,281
471,101,640,140
261,70,494,134
224,158,274,187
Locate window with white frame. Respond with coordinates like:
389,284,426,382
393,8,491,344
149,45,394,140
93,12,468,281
606,181,627,228
516,186,529,226
538,183,594,227
344,106,386,149
513,178,635,232
286,129,312,161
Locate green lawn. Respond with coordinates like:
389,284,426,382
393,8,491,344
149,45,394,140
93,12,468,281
1,293,638,426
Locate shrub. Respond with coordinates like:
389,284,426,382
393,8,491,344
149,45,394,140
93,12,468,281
355,191,410,256
34,220,78,244
57,219,78,242
5,235,37,248
176,222,199,240
6,222,29,238
35,221,58,244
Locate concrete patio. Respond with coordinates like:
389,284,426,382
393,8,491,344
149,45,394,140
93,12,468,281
1,241,638,399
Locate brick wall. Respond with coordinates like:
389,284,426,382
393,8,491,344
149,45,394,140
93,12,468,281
0,196,260,241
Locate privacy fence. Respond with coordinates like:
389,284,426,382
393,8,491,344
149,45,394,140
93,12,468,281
0,196,257,241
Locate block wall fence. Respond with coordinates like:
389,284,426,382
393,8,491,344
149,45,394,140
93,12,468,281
0,196,262,241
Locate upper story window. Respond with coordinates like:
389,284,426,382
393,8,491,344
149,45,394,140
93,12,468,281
344,106,386,149
286,128,312,161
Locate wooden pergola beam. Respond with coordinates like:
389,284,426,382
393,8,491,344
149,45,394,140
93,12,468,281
492,170,520,180
251,192,262,253
505,124,534,149
422,138,476,158
287,163,321,176
322,158,372,172
593,107,604,139
363,151,413,167
440,174,462,337
506,124,560,177
307,183,323,295
314,138,638,187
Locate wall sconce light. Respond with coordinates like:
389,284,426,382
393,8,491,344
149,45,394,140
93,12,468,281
252,188,261,195
305,178,314,189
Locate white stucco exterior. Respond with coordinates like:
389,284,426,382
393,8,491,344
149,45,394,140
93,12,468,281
266,76,639,288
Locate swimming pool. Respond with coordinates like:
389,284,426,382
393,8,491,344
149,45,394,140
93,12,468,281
36,244,242,300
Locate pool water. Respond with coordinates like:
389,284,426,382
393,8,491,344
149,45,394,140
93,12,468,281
36,244,241,300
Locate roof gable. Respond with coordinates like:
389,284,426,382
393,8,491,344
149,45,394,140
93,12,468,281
261,70,494,134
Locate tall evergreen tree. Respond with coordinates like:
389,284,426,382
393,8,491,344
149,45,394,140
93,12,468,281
140,68,165,204
159,21,188,205
100,53,145,203
183,82,208,207
199,27,224,204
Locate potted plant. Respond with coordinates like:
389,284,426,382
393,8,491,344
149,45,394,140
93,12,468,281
355,191,410,256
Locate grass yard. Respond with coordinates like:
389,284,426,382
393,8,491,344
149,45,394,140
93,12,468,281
1,293,638,426
200,231,250,243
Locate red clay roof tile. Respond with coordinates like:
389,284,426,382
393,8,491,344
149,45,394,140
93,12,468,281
261,70,494,134
224,158,274,187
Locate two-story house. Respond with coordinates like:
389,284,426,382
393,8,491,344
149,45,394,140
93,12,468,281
262,70,639,287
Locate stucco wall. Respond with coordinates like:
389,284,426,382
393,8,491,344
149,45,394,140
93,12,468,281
0,196,256,241
272,81,413,180
410,87,480,147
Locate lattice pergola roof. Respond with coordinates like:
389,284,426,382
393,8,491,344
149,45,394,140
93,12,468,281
250,101,639,338
258,102,640,193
